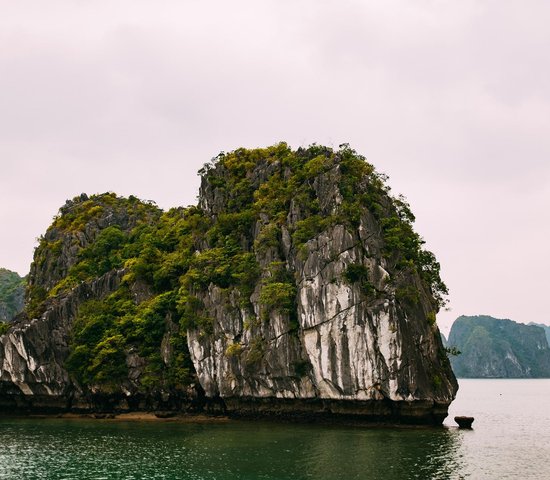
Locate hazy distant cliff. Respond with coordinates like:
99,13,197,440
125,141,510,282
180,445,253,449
448,315,550,378
529,323,550,348
0,144,457,423
0,269,25,323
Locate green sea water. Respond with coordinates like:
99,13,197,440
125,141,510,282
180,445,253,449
1,379,549,479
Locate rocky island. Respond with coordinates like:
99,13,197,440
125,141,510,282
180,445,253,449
448,315,550,378
0,144,457,424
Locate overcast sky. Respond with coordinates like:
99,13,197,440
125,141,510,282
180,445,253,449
1,0,549,334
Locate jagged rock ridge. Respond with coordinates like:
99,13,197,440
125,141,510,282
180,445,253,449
0,144,457,423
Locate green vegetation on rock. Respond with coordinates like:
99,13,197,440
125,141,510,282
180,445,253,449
0,321,10,336
194,143,447,310
29,194,197,393
343,264,376,296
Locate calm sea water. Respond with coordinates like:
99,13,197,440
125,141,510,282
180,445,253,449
0,379,549,479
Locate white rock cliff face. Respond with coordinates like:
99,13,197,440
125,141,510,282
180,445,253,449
186,159,457,421
188,222,449,406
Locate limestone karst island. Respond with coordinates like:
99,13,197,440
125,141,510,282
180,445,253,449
0,144,457,424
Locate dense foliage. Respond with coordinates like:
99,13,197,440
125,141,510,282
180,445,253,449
72,205,205,391
26,193,162,319
194,143,447,311
28,194,197,392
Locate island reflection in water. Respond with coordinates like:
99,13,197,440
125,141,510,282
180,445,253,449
0,417,466,479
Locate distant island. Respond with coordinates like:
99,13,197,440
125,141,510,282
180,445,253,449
0,269,25,325
448,315,550,378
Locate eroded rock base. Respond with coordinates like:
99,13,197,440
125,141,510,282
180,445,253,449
224,397,450,425
0,390,449,425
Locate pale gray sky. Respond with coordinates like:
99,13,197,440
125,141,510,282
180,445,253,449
1,0,549,334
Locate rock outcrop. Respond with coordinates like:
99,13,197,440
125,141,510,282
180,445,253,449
0,270,123,410
186,145,457,423
0,144,457,423
1,194,198,412
448,315,550,378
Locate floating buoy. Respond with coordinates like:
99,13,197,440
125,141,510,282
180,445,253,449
454,416,474,429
